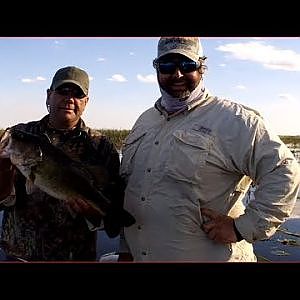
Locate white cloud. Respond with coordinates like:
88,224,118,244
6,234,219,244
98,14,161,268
137,74,156,83
216,41,300,71
21,76,46,83
129,52,135,56
278,93,296,102
52,40,64,49
234,85,246,90
218,63,226,67
21,78,34,83
107,74,127,82
97,57,106,62
260,94,300,135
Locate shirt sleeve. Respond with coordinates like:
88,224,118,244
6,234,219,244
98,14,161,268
233,117,300,242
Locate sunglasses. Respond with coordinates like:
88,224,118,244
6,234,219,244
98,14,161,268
55,86,86,99
154,60,201,75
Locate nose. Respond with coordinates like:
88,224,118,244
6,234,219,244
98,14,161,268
173,67,184,77
63,92,76,101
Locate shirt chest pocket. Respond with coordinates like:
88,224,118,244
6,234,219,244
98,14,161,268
164,130,212,184
120,130,146,177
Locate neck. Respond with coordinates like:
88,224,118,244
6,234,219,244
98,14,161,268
160,80,204,113
48,116,78,131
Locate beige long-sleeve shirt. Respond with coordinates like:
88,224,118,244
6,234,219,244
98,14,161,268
120,90,300,261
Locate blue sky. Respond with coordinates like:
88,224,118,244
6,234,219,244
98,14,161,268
0,37,300,135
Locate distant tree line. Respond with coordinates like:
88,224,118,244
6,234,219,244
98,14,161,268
0,128,299,151
0,128,130,151
97,129,130,150
280,136,300,148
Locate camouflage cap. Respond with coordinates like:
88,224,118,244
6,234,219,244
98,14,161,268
50,66,89,96
156,37,203,62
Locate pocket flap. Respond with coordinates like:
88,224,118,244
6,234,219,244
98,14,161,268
172,130,212,150
123,129,146,147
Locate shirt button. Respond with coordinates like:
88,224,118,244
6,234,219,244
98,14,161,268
146,168,151,172
154,141,159,145
141,197,145,201
137,225,142,230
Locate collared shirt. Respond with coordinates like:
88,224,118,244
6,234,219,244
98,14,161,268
0,115,122,261
120,90,300,261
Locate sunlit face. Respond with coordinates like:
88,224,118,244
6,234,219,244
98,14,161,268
156,54,203,98
46,83,89,129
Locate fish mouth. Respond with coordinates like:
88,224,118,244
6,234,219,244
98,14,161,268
0,148,10,158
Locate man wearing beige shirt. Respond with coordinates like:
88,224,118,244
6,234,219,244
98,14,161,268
119,37,300,262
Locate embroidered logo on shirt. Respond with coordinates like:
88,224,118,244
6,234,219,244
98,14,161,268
193,125,212,135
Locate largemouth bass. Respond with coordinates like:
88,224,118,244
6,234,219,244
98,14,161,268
0,128,135,235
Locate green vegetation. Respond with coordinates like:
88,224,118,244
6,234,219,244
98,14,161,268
0,128,130,150
280,136,300,148
96,129,130,150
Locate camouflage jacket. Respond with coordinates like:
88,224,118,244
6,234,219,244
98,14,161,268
0,115,123,261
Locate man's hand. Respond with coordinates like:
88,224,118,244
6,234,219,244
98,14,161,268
66,198,103,228
201,208,239,244
67,198,97,214
67,198,102,219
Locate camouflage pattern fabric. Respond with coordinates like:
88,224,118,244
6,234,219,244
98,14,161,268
0,115,123,261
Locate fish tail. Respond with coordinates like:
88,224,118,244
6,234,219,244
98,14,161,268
121,209,136,227
103,209,135,238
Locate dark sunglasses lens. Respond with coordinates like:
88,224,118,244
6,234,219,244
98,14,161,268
157,61,199,74
56,87,85,99
158,62,177,74
73,90,85,98
180,61,198,73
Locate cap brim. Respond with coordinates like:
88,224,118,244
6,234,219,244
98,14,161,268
53,79,87,96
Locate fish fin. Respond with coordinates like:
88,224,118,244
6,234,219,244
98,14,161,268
103,217,121,238
85,213,103,229
29,166,36,182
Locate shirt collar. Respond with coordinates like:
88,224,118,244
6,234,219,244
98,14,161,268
39,115,89,137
